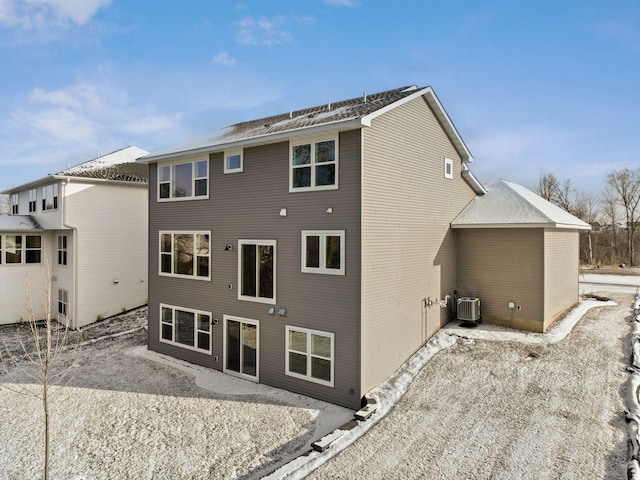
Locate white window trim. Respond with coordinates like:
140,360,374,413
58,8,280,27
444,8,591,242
285,326,334,387
159,304,212,354
57,235,68,266
10,194,18,215
289,135,339,193
57,288,69,321
444,158,454,179
223,315,260,382
41,183,58,212
157,159,210,202
237,239,276,305
224,149,243,174
1,234,42,265
159,231,211,281
28,189,37,213
301,230,345,275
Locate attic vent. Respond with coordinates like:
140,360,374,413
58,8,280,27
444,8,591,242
264,123,271,128
307,113,315,119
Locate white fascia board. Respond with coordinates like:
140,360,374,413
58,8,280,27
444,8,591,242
361,87,474,164
461,166,487,194
1,175,54,194
451,222,591,230
52,175,148,188
138,118,365,164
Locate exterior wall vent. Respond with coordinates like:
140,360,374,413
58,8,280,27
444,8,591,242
457,297,481,322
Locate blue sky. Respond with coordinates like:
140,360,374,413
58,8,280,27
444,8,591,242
0,0,638,196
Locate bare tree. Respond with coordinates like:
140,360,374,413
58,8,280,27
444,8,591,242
0,261,74,480
572,191,599,264
601,186,620,261
606,168,640,266
536,172,561,202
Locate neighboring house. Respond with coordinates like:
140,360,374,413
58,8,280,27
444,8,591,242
137,86,587,409
1,146,150,329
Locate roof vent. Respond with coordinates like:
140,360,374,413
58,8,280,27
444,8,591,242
363,91,367,104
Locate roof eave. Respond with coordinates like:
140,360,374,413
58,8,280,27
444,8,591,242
452,222,592,230
362,87,474,164
51,175,148,187
138,118,366,164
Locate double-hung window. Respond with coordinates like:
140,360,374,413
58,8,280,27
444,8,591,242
158,159,208,200
58,289,69,318
58,235,68,266
301,230,345,275
238,240,275,304
160,304,212,353
159,232,210,280
42,184,58,211
290,137,338,191
10,194,18,214
28,189,37,213
286,326,334,387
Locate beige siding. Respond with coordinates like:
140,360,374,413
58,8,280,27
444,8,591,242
64,182,148,327
456,228,545,332
360,96,477,394
543,228,579,330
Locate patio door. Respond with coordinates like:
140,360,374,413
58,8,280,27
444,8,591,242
223,315,259,382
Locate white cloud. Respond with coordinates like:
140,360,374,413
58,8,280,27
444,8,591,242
236,15,293,46
0,0,111,29
212,51,236,67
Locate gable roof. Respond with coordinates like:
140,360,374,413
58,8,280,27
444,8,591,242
451,180,591,230
2,146,150,194
138,85,474,165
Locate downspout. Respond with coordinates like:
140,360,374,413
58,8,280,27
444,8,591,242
61,180,79,330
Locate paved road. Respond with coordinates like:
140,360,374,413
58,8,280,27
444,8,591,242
307,292,631,479
580,273,640,294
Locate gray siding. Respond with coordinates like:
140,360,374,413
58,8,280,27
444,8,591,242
456,228,545,332
360,96,477,395
148,129,362,409
543,228,579,330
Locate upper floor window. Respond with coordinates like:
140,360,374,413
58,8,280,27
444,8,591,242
301,230,345,275
290,137,338,192
444,158,453,179
42,184,58,211
158,159,208,201
2,234,41,265
58,235,68,266
28,189,37,213
238,240,275,304
10,194,18,215
224,150,243,174
159,231,210,280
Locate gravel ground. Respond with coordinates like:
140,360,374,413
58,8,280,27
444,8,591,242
307,293,632,480
0,307,351,480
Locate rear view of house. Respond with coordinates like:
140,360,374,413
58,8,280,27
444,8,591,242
138,85,587,409
1,146,149,328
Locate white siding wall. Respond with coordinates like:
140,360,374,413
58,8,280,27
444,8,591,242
64,181,148,328
360,96,477,394
0,232,53,324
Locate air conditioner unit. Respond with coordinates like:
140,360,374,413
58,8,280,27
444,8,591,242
457,297,481,323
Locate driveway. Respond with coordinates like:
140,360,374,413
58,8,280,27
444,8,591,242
306,293,631,479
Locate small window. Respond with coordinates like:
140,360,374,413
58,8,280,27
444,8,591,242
28,189,37,213
25,236,41,264
159,232,210,280
58,289,69,318
290,137,338,192
158,159,209,201
58,235,68,266
238,240,276,304
444,158,453,179
286,326,334,387
224,150,243,174
301,231,345,275
10,194,18,215
160,304,211,353
5,235,22,264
